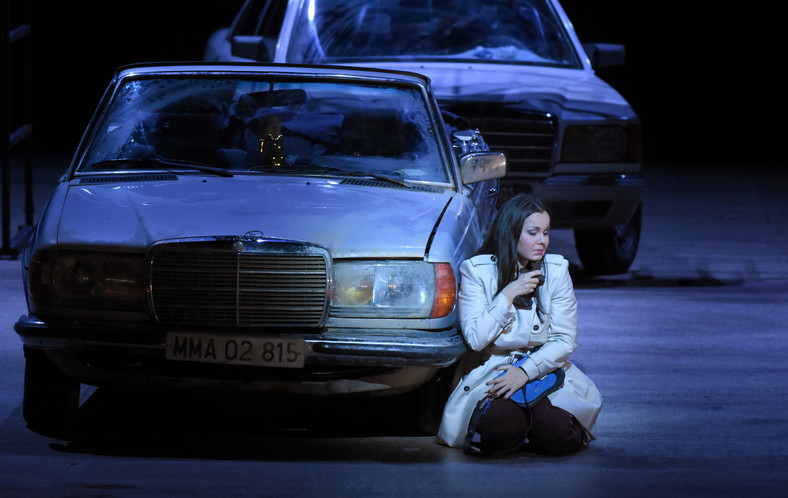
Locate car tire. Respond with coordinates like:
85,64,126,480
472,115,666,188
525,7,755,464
23,347,80,438
574,203,642,275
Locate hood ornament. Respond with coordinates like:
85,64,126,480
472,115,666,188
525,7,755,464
233,231,265,252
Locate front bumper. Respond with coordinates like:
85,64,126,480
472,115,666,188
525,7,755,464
15,314,465,395
499,172,645,228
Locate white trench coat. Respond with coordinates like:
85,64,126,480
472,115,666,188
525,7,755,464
436,254,602,448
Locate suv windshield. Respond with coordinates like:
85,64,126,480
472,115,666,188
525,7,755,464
78,77,450,184
286,0,580,68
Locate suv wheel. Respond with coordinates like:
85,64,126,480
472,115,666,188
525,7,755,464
23,347,80,438
574,204,642,275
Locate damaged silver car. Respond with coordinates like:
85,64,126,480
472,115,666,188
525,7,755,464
15,63,506,435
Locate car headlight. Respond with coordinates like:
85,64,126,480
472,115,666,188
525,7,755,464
28,250,148,312
332,261,455,318
561,124,642,163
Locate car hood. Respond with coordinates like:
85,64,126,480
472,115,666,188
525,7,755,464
349,62,635,118
54,175,451,258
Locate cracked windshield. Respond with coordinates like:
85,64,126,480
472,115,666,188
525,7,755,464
79,77,449,184
286,0,580,67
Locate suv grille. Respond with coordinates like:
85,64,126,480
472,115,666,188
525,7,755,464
150,239,330,328
449,106,556,174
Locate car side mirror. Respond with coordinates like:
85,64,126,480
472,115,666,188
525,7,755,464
231,35,273,61
460,152,507,185
582,43,626,68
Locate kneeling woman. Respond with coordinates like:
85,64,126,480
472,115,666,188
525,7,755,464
437,194,602,456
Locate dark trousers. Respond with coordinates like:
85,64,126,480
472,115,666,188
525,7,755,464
475,397,587,456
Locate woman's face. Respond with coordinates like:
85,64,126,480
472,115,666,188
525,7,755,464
517,211,550,263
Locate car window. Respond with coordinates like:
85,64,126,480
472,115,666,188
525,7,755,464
78,77,450,184
285,0,580,68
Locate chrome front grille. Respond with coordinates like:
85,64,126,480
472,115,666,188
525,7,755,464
450,106,556,174
150,239,330,328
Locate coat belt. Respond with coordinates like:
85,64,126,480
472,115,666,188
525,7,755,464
484,345,540,357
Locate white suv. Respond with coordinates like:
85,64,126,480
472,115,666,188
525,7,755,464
205,0,645,274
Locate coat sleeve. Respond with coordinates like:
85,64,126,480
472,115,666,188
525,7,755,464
520,256,579,380
457,257,516,351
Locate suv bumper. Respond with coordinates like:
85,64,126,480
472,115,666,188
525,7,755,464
501,173,645,228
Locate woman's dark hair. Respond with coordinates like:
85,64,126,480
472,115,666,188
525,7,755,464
476,193,548,294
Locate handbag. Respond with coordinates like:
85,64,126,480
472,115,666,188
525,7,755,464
463,357,565,454
510,366,565,408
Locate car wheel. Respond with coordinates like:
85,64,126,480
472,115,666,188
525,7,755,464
574,203,642,275
23,347,80,438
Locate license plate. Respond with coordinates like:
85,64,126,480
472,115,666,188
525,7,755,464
166,332,305,368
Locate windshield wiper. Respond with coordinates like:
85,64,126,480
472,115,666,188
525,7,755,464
251,163,410,188
88,157,234,177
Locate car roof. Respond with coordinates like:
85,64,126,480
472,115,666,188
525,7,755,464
114,62,433,90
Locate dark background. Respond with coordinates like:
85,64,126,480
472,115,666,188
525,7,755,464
22,0,784,166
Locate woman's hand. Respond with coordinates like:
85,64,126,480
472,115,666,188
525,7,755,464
486,364,529,399
500,270,543,305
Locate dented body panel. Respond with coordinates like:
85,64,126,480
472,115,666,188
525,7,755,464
52,176,453,258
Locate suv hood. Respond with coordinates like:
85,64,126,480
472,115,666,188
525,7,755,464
54,175,451,258
350,62,634,118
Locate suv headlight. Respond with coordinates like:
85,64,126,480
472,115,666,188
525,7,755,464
561,124,642,163
332,261,455,318
28,250,148,312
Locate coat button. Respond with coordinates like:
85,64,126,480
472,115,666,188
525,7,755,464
533,325,539,331
464,386,470,392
